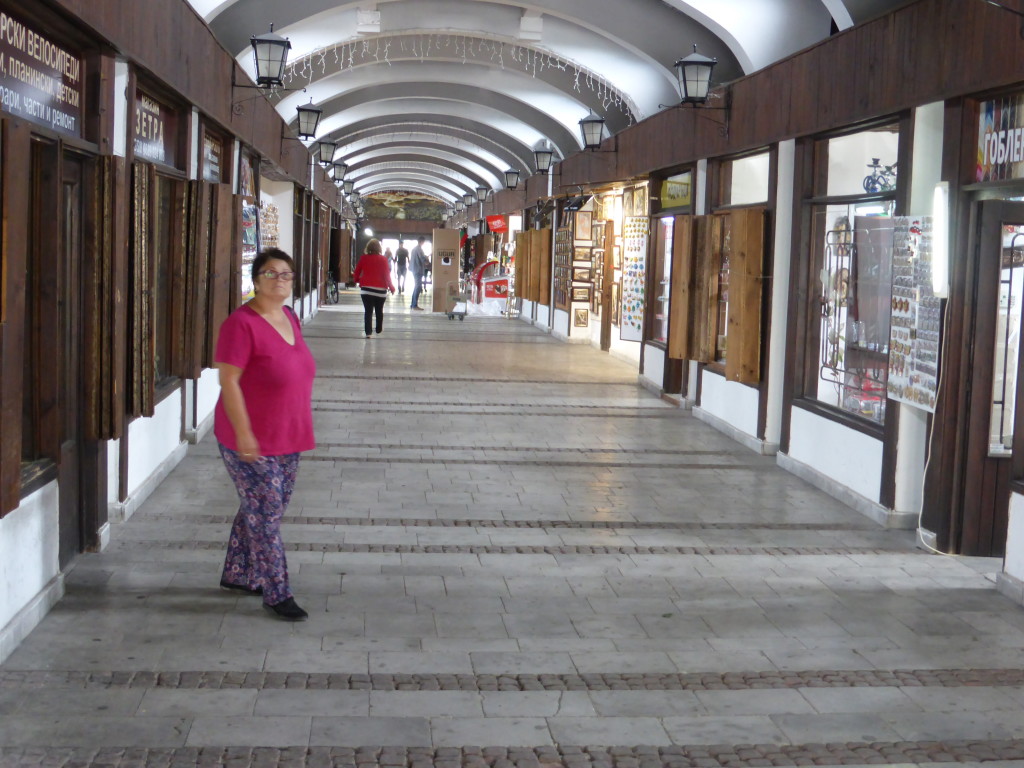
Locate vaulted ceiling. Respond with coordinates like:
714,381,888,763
187,0,914,205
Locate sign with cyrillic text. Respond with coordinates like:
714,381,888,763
978,96,1024,183
0,11,82,137
134,89,178,167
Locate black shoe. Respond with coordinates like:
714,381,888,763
220,580,262,596
263,597,308,622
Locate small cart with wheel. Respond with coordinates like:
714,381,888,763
446,280,469,321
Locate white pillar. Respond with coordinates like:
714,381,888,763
896,101,944,516
764,140,795,448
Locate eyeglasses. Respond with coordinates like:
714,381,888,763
258,270,295,281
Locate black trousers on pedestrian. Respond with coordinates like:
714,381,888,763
361,293,386,336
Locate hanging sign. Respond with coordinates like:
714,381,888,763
978,95,1024,183
0,11,82,137
134,89,178,167
486,215,508,232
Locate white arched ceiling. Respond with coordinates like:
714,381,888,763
190,0,918,199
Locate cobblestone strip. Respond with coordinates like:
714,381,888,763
2,741,1023,767
110,540,916,556
3,668,1017,691
317,401,675,411
313,443,719,455
141,514,870,532
313,406,682,418
315,374,642,385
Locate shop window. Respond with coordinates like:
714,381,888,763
719,152,770,207
803,122,900,425
991,229,1024,455
649,217,674,344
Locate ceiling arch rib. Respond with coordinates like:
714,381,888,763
343,150,500,191
322,122,539,175
287,82,583,157
348,169,470,200
329,136,517,180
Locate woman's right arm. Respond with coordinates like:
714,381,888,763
216,362,260,462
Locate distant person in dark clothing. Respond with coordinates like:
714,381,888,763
410,237,429,310
353,239,396,338
395,243,409,294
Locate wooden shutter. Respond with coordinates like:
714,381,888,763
724,207,766,384
535,228,552,305
206,184,234,369
667,215,695,360
691,215,718,363
230,194,246,311
83,155,127,440
128,162,156,417
181,180,211,379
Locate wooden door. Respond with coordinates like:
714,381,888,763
58,154,86,567
955,201,1024,556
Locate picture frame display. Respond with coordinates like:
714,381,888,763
574,210,592,237
574,247,592,264
572,285,591,303
572,267,591,282
574,307,589,327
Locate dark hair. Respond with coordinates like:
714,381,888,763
252,248,296,281
417,236,425,243
365,238,382,254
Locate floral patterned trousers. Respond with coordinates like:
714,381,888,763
219,444,300,606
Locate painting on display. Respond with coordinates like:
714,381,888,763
365,191,447,221
620,216,649,342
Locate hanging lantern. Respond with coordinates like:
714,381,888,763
332,161,348,181
533,143,554,173
579,110,605,150
343,179,355,195
316,140,337,166
463,192,475,206
249,24,291,88
674,44,717,104
295,99,322,140
504,168,521,189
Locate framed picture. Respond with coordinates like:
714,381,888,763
572,285,591,303
574,247,592,264
574,210,592,237
623,188,634,217
591,222,605,245
574,307,589,327
573,267,591,282
634,185,648,215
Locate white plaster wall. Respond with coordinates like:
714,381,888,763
126,391,185,498
788,406,883,503
193,368,221,431
554,308,570,337
0,483,59,631
641,344,665,390
608,333,641,367
106,438,120,505
700,370,759,438
535,303,550,328
765,140,795,445
521,299,534,323
1006,493,1024,584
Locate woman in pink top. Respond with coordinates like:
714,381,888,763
214,248,316,622
352,238,396,338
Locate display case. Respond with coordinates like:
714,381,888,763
553,226,573,310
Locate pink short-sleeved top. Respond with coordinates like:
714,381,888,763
214,304,316,455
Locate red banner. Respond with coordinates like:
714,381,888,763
486,215,507,232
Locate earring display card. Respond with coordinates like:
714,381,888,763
619,216,648,342
886,216,938,412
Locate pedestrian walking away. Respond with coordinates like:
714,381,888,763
353,238,397,337
213,248,317,622
409,236,429,310
395,241,409,294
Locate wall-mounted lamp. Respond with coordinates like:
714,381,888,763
533,141,554,173
579,110,606,150
456,201,465,212
250,24,292,88
332,161,348,181
342,179,355,195
674,44,717,105
316,140,337,166
476,185,490,202
463,192,475,206
504,168,521,189
932,181,949,299
295,99,322,140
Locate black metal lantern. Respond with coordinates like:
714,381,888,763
332,161,348,181
579,110,605,150
533,142,553,173
343,179,355,195
456,201,465,212
316,140,337,166
476,185,489,202
463,192,475,206
674,44,717,105
250,24,292,88
504,168,521,189
295,99,322,140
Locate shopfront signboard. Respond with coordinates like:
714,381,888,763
978,95,1024,183
134,89,179,167
202,128,225,183
660,172,692,210
486,215,507,232
0,11,82,138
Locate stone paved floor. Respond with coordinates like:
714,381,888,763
1,291,1022,767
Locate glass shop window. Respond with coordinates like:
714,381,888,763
649,217,674,344
807,124,899,425
991,228,1024,455
719,152,770,207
